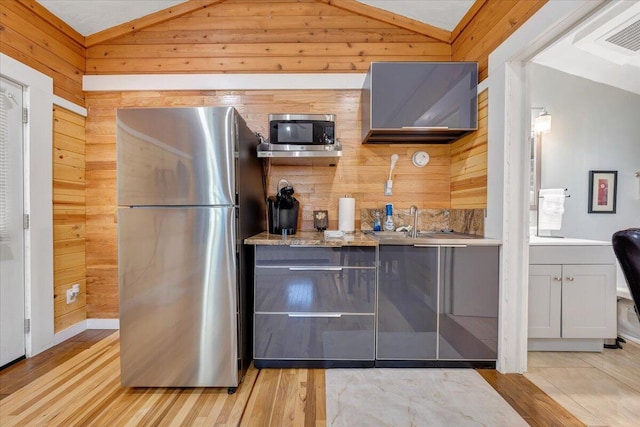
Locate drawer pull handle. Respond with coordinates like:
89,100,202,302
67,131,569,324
288,313,343,318
288,267,343,271
553,276,562,281
566,276,575,281
413,245,439,248
440,244,468,248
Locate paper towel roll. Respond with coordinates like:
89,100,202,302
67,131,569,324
338,197,355,233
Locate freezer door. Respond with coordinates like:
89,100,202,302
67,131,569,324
117,107,237,206
118,206,238,387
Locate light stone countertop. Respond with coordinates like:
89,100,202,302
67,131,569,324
529,235,611,246
245,231,501,246
244,231,378,247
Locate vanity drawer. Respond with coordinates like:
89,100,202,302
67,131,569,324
255,246,375,267
254,313,375,360
255,267,375,313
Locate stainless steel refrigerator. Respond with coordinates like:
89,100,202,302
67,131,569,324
116,106,264,389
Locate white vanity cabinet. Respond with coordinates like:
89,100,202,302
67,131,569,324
528,239,617,351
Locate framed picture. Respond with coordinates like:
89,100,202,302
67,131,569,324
588,170,617,213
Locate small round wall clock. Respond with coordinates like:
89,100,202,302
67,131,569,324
412,151,430,167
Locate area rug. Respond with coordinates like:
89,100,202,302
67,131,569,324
325,368,527,426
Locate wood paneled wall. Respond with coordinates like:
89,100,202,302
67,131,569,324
451,0,547,80
85,89,451,318
0,0,85,105
3,0,547,320
85,0,450,74
53,106,87,332
450,89,488,209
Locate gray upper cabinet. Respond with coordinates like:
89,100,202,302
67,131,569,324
362,62,478,144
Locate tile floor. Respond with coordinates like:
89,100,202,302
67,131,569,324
526,340,640,427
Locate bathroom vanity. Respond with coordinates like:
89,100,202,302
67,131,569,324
528,236,617,351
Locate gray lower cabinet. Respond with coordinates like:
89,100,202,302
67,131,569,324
377,245,439,360
254,245,376,367
378,245,499,366
254,314,375,360
439,246,499,361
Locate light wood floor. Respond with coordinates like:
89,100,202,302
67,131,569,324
1,330,583,426
526,340,640,427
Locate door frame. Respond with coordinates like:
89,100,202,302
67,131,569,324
485,0,605,372
0,53,54,357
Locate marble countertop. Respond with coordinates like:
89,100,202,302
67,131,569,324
245,231,501,246
529,235,611,246
245,231,378,247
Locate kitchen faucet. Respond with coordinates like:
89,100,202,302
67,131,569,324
410,205,418,238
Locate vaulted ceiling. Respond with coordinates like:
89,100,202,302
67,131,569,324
36,0,475,36
32,0,640,95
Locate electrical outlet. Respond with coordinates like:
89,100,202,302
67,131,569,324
66,288,76,304
384,180,393,196
66,284,80,304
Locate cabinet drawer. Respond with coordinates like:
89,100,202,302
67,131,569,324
255,246,375,267
255,267,375,313
254,313,375,360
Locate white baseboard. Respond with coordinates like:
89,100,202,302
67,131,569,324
619,333,640,345
53,318,119,345
87,318,120,330
53,320,87,345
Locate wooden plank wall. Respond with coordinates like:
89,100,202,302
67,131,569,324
0,0,85,106
451,0,547,80
448,0,547,208
2,0,549,320
53,106,87,332
85,89,451,318
85,0,450,74
450,89,488,209
83,0,455,318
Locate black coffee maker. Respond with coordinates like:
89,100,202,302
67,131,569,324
267,179,299,235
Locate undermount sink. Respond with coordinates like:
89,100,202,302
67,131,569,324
368,230,480,244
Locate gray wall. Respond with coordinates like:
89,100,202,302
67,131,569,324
532,64,640,242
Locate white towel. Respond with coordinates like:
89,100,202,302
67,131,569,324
538,188,565,230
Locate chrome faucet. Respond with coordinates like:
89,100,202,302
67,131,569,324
410,205,418,238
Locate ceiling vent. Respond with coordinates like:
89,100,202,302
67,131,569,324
605,19,640,52
573,1,640,66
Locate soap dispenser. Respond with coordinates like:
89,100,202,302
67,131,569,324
383,203,395,231
373,211,381,231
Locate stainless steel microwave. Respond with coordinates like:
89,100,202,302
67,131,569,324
268,113,336,149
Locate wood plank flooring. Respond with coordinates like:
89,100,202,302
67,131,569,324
1,330,582,426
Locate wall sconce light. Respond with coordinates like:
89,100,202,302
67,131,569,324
533,107,552,134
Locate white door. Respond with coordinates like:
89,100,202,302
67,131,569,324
0,76,26,367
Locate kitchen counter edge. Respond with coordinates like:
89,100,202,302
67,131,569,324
245,231,501,246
